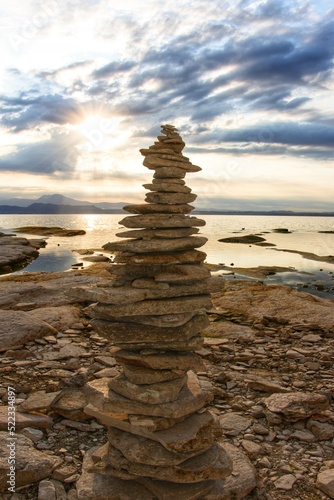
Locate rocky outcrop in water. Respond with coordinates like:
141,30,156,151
0,233,46,274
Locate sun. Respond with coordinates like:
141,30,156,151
73,115,124,151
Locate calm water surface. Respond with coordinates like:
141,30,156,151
1,214,333,296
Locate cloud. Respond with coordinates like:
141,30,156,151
0,93,84,131
92,60,137,78
0,130,81,176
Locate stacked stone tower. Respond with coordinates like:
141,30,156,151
76,125,254,499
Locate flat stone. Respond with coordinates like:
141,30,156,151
213,280,334,334
152,175,185,182
263,392,330,421
240,440,264,459
108,373,187,404
38,479,57,500
0,406,53,430
307,419,334,440
144,155,201,172
87,407,219,452
43,343,87,360
114,335,204,351
131,278,170,289
29,305,82,332
85,372,211,419
94,356,117,367
0,310,58,351
153,166,187,178
291,429,316,442
17,390,61,413
106,427,209,466
114,249,207,265
76,447,156,500
123,203,194,214
116,227,199,239
115,350,204,371
52,388,89,421
89,294,212,317
316,469,334,498
19,427,44,442
91,314,209,344
155,264,211,283
274,474,297,491
145,192,197,204
85,403,185,433
92,442,232,483
246,379,291,393
142,150,189,162
140,477,215,500
104,236,207,253
204,442,256,499
98,312,194,327
118,214,206,228
219,414,252,436
0,432,59,490
122,365,186,385
81,279,220,306
143,182,192,193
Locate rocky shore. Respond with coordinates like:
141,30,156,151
0,233,46,275
0,263,334,499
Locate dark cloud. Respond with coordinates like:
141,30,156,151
189,121,334,159
0,93,83,131
92,60,137,78
0,131,81,176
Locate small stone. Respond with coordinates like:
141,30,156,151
274,474,297,490
51,388,89,421
291,429,316,442
19,427,44,442
17,390,61,413
307,420,334,440
241,440,264,459
38,479,56,500
316,469,334,498
219,414,252,436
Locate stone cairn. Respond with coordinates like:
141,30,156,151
76,125,253,499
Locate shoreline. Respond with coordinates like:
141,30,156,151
0,262,333,499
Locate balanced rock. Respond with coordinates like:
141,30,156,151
76,124,251,500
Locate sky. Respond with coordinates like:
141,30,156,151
0,0,333,211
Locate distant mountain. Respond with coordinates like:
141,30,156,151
36,194,94,206
0,203,123,214
0,194,93,207
0,194,129,213
0,193,333,215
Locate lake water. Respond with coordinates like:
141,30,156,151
1,214,334,297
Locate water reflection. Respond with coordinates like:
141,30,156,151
17,246,77,273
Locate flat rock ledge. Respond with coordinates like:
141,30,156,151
0,233,45,274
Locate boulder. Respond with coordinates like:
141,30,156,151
0,310,58,350
0,432,59,490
